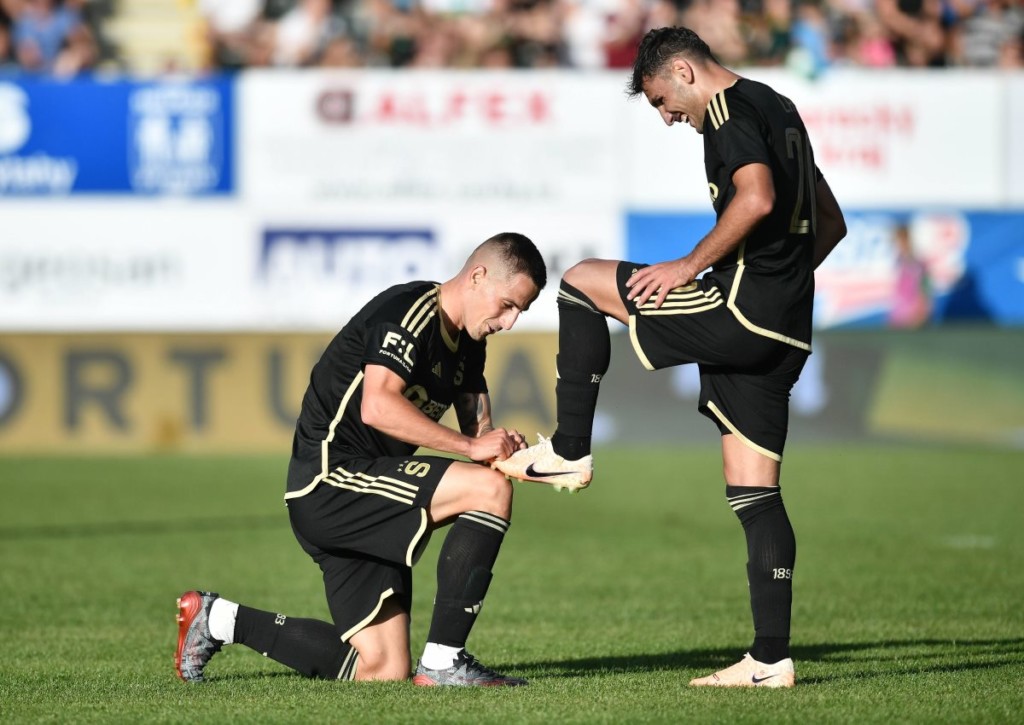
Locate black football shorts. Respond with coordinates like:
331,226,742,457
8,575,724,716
617,262,808,460
287,454,455,642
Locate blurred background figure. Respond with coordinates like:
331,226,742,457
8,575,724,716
9,0,97,75
888,223,933,330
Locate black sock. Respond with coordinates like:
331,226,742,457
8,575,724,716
234,605,358,680
551,280,610,459
725,485,796,664
426,511,509,648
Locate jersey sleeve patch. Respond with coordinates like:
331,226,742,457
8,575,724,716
364,322,420,380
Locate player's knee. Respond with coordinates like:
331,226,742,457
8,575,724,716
466,468,512,518
563,259,600,288
354,646,410,682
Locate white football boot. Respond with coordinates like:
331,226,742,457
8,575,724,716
689,653,796,688
491,435,593,493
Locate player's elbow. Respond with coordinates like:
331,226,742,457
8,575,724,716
749,193,774,223
360,396,387,429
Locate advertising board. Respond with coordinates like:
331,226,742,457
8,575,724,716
239,71,619,206
0,77,234,196
628,209,1024,328
624,70,1006,209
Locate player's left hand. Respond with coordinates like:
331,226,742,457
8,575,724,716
626,259,694,309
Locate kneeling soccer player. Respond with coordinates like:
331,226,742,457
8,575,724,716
175,233,546,686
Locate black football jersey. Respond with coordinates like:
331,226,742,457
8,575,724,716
702,78,821,351
285,281,487,497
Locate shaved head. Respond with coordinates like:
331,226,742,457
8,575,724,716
465,232,547,291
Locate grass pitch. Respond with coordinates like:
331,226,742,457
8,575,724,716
1,444,1022,723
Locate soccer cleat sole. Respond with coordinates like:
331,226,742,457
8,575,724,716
174,592,202,682
411,674,524,687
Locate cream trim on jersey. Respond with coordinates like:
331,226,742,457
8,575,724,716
286,286,446,502
636,286,723,316
405,509,429,567
284,371,366,500
706,90,730,130
726,242,812,352
434,285,461,352
325,468,418,505
705,400,782,462
628,316,655,371
402,286,437,330
341,588,395,643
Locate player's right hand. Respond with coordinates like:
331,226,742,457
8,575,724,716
468,428,518,463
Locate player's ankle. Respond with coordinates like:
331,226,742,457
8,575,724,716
551,432,590,459
421,642,463,670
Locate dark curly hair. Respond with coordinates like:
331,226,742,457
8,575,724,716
628,27,716,98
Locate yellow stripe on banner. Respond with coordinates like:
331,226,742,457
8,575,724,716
628,316,656,371
342,588,395,642
705,400,782,462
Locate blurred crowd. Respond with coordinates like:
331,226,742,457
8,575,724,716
1,0,1022,76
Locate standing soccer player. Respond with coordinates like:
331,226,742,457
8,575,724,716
176,233,545,686
495,27,847,687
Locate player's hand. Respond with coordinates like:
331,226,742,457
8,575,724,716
626,259,694,309
467,428,519,463
506,428,528,452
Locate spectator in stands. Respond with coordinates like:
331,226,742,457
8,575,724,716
948,0,1024,66
787,0,832,76
198,0,266,70
745,0,792,66
273,0,344,66
847,12,897,66
875,0,946,66
681,0,749,66
0,22,15,72
318,33,364,65
11,0,87,73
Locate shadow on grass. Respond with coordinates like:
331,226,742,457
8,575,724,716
0,514,284,541
517,637,1024,681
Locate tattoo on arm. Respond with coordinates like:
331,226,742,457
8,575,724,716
456,393,493,437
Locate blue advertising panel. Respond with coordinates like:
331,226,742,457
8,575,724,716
0,77,233,195
626,210,1024,327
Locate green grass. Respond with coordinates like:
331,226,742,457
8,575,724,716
1,444,1022,723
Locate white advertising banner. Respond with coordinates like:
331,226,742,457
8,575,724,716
239,70,621,207
250,203,620,331
625,69,1006,209
0,200,251,331
0,200,618,331
1007,75,1024,205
